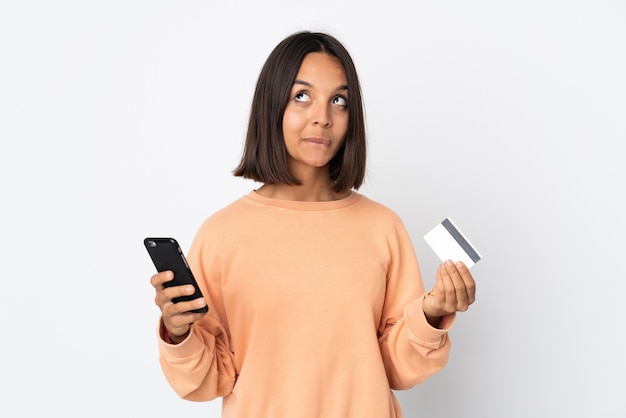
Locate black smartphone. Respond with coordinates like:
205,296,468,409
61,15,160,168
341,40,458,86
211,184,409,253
144,237,208,314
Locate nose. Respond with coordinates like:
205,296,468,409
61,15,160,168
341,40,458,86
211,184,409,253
312,103,332,127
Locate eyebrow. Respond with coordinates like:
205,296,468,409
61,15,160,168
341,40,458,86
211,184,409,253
293,79,348,92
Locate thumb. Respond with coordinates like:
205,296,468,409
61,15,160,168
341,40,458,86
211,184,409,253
428,266,445,296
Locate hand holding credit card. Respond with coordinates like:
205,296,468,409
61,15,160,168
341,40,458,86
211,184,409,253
424,218,482,268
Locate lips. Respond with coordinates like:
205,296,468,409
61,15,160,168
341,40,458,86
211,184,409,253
303,137,331,146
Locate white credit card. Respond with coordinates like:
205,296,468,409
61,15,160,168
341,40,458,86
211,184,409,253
424,218,482,268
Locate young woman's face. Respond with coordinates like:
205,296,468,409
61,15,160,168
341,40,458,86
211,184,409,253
282,52,349,175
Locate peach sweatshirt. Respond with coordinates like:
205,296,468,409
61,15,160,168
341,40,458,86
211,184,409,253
158,191,454,418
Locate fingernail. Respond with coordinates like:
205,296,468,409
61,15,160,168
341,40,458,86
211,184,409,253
186,286,195,294
456,261,465,268
446,260,453,266
196,298,205,306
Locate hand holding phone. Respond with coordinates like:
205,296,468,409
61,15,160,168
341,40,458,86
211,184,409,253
144,237,208,314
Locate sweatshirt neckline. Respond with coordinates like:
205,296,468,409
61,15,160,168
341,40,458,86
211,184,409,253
245,190,361,211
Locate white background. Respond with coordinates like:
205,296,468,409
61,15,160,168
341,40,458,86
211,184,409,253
1,1,625,417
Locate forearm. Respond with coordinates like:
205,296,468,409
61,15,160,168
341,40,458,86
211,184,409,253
157,318,237,401
379,297,455,390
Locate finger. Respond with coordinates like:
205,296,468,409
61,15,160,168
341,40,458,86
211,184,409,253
162,301,208,336
164,308,207,329
150,270,174,289
167,297,207,316
154,284,197,309
455,261,476,305
163,314,193,337
427,268,445,302
433,267,446,293
438,262,459,313
442,260,471,310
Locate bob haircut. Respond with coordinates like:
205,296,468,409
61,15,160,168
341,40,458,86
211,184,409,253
233,31,366,193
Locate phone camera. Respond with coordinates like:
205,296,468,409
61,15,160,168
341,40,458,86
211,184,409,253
148,240,157,247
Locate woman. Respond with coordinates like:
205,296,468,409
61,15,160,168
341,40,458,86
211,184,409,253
150,31,476,418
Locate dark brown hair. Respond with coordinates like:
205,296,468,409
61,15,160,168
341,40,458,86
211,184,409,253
232,31,366,193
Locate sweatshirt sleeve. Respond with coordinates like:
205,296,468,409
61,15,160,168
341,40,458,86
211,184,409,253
157,223,237,401
377,216,455,390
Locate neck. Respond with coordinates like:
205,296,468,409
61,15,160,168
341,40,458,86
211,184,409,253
257,183,350,202
257,164,351,202
257,171,350,202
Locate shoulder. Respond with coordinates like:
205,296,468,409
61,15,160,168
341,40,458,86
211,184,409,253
192,194,254,239
354,194,419,253
353,193,404,222
350,193,412,240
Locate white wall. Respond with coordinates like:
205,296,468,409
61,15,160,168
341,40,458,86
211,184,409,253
1,1,624,417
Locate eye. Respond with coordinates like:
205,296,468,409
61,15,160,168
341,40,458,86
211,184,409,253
294,91,310,102
333,95,348,107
